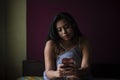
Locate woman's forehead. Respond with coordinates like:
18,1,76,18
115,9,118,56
57,19,67,24
56,19,68,27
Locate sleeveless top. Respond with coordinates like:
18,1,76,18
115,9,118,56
43,43,93,80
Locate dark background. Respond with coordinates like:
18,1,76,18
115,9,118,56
27,0,120,64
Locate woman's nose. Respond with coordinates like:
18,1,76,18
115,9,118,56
62,29,67,34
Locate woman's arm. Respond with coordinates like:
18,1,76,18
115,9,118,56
44,40,57,79
44,40,64,79
77,37,91,78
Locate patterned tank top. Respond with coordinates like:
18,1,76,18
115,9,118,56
43,41,93,80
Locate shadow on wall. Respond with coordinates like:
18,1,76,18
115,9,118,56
27,0,120,64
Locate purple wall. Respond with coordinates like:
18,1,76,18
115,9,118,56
27,0,120,64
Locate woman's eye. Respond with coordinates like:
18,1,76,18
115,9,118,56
57,28,61,32
64,25,70,29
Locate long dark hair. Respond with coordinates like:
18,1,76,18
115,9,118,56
47,12,82,44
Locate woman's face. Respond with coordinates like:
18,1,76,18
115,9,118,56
56,19,74,41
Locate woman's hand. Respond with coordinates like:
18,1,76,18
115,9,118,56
55,64,67,78
65,63,77,75
57,64,77,77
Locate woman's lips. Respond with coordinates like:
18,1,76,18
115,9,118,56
63,34,69,38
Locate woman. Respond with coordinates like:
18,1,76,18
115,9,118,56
43,12,93,80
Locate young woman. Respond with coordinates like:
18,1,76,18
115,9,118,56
43,12,93,80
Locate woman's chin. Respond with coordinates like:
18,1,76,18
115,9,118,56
64,38,70,41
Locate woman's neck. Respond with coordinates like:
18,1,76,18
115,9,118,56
60,40,76,50
60,40,71,46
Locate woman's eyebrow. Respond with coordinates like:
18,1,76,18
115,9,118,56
57,23,68,28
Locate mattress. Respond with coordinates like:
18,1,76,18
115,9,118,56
17,76,119,80
17,76,43,80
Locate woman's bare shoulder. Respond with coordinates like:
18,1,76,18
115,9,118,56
46,40,56,46
80,36,89,44
79,36,90,49
45,40,56,50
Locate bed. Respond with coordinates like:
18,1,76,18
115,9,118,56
17,60,120,80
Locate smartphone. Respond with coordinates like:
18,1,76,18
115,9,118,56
62,58,74,65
